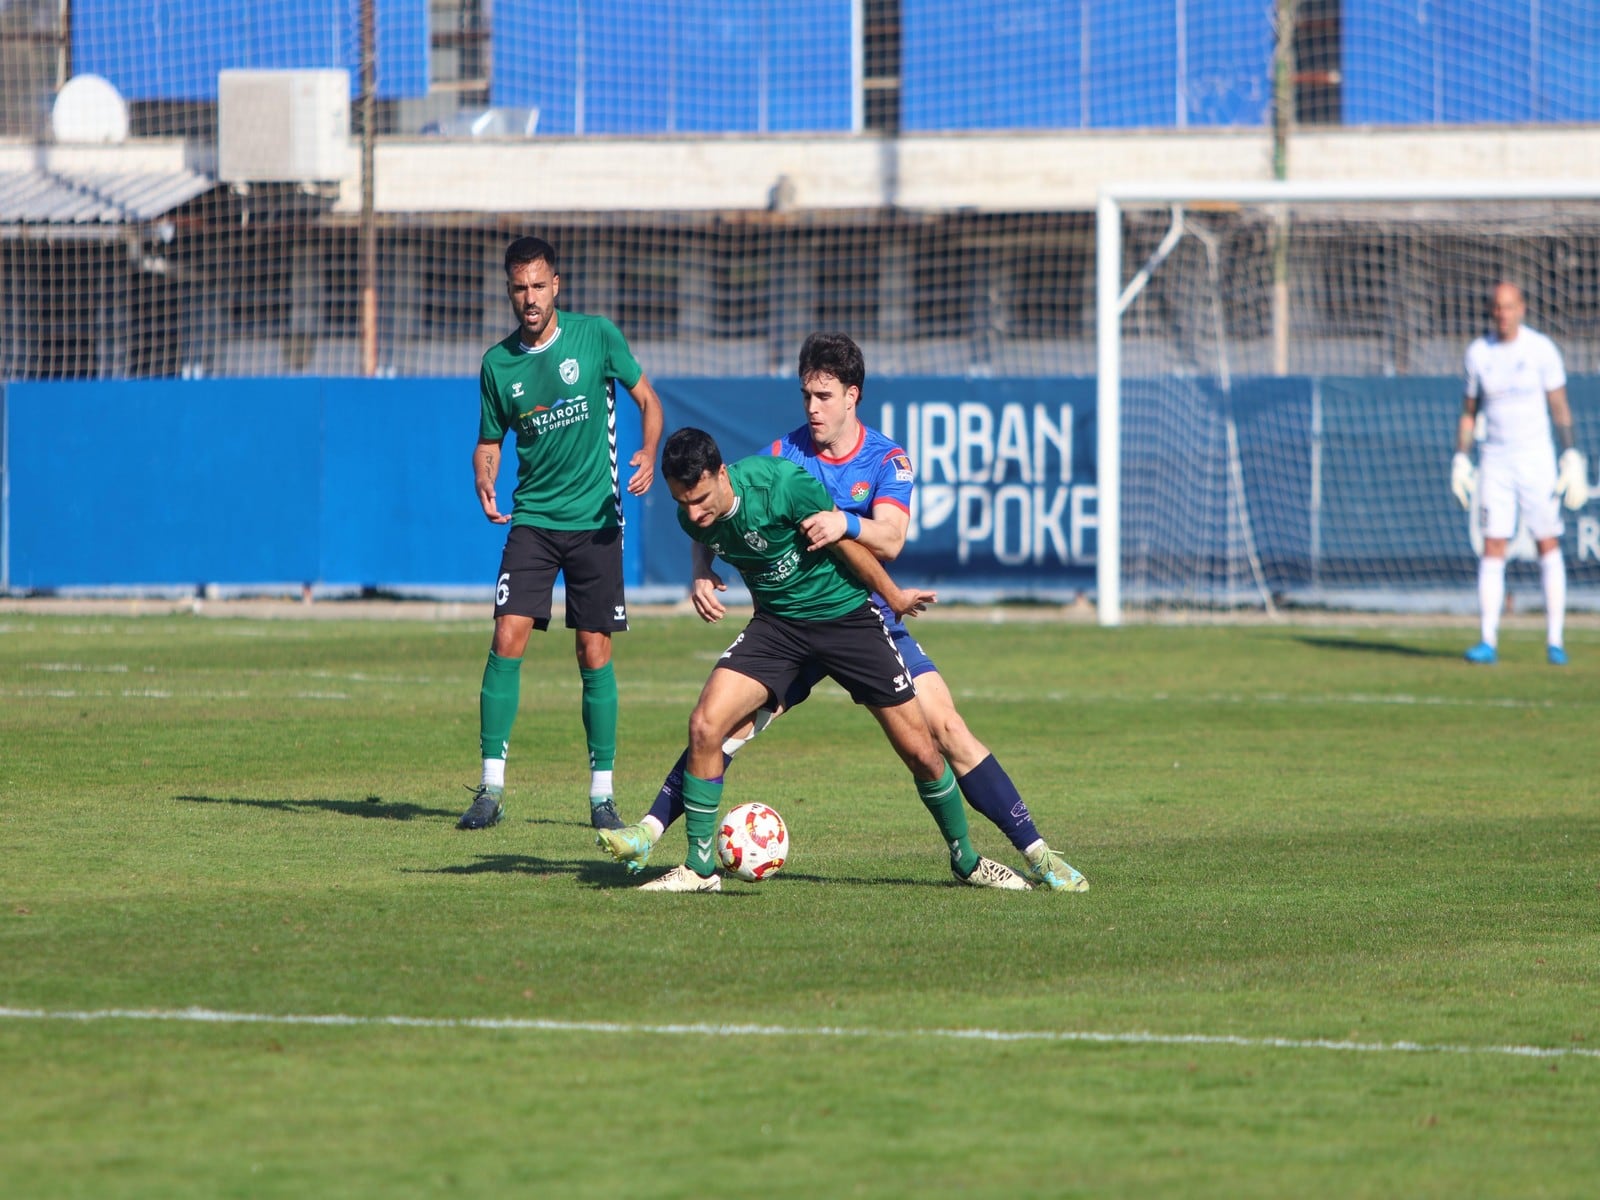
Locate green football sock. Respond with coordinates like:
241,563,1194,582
479,651,522,762
580,662,618,774
917,762,978,876
682,772,724,877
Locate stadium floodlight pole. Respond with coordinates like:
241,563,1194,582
1094,176,1600,628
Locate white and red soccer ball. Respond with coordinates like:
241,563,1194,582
716,801,789,882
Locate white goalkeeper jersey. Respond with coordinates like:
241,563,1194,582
1464,326,1566,455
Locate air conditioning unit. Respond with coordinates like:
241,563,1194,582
218,69,352,183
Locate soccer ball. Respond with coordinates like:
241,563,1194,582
716,801,789,882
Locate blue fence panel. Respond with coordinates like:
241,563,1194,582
579,1,670,135
902,0,1269,132
901,2,1082,131
1345,0,1600,125
492,0,581,132
1180,1,1274,127
1538,1,1600,121
766,3,856,131
1436,5,1533,124
72,0,429,102
494,0,852,134
1086,0,1180,129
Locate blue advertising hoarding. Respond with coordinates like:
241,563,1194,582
4,374,1597,600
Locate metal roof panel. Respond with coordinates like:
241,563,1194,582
0,168,216,224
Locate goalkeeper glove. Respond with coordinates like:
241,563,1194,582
1450,452,1476,510
1556,448,1589,511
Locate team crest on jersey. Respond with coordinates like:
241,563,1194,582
850,481,871,503
559,358,580,385
891,453,913,482
744,530,769,551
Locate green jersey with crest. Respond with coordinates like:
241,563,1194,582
478,311,643,530
678,456,870,622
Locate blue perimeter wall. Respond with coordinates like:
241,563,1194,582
3,375,1597,596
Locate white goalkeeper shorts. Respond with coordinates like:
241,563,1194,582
1477,446,1562,542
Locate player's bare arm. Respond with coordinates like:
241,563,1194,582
1456,393,1479,454
828,529,936,618
688,541,729,623
1547,385,1574,448
474,439,510,524
625,374,665,496
800,501,909,558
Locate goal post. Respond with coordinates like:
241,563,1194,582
1095,179,1600,626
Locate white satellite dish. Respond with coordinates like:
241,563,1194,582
52,74,131,144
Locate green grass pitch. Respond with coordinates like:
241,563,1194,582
2,609,1597,1198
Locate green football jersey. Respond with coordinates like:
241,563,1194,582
677,456,870,622
478,312,644,530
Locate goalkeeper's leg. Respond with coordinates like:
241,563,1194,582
1538,538,1566,660
1471,544,1508,662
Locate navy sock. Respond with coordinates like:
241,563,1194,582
646,747,733,832
957,754,1041,853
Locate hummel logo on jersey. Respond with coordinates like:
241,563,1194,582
744,530,769,551
614,605,626,620
559,358,580,385
720,632,746,660
510,381,524,398
893,673,910,692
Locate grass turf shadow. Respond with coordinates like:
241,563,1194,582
1293,634,1460,659
175,794,459,821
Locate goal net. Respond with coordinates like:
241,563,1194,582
1095,181,1600,624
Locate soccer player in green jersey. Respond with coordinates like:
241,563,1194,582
600,332,1086,890
636,426,1028,892
460,236,664,833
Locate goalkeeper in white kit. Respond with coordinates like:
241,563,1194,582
1452,281,1588,665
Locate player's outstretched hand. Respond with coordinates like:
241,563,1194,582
1450,452,1476,510
883,584,937,619
478,480,511,524
689,571,728,623
626,449,656,496
1556,448,1589,511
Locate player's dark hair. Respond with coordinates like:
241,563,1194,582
797,332,865,393
661,427,724,487
505,236,557,276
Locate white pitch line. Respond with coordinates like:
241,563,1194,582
2,1006,1595,1061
